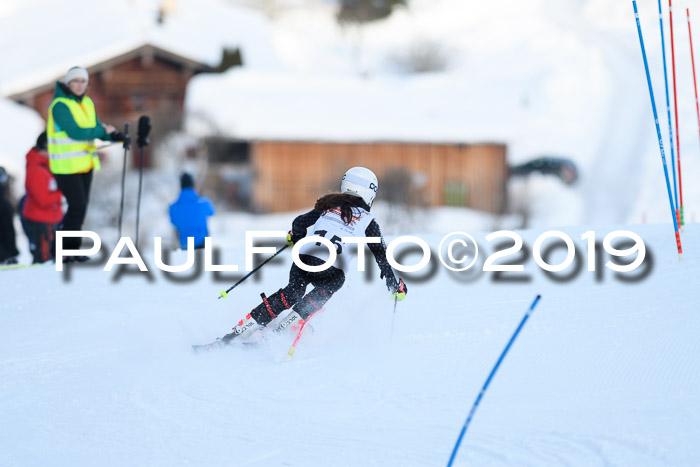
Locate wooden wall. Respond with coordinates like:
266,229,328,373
251,141,507,214
27,58,189,126
20,55,194,168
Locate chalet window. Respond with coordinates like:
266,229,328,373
207,139,250,164
444,181,469,207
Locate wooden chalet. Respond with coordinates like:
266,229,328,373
7,43,216,167
202,138,508,214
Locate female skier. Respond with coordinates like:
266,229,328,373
215,166,407,346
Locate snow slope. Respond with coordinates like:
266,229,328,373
1,222,699,466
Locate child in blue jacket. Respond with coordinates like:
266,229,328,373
169,173,215,249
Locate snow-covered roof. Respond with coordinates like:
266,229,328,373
185,69,518,143
6,43,215,102
183,0,628,147
0,0,279,96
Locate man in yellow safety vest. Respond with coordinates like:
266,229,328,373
47,66,128,262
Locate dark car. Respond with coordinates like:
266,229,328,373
509,157,578,185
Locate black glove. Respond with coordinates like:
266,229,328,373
110,131,126,142
111,131,131,150
137,115,151,148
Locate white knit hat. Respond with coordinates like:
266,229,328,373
64,66,89,84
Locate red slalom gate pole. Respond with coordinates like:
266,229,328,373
688,8,700,225
634,1,683,259
669,0,685,227
287,319,309,358
287,308,324,358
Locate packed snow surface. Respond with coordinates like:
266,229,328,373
1,222,699,466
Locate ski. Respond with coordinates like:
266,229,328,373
192,340,225,352
192,335,262,352
192,340,260,352
194,310,317,354
192,332,239,352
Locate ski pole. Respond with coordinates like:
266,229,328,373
390,296,398,341
218,245,289,299
134,116,151,249
446,294,542,467
634,0,683,259
117,122,130,240
134,147,144,248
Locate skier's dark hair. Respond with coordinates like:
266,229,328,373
315,193,370,224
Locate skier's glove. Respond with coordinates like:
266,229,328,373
392,278,407,301
286,230,304,247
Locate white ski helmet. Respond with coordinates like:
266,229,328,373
340,167,378,206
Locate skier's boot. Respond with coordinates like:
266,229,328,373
272,310,309,336
221,313,263,345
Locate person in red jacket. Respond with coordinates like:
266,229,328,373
0,166,19,265
19,132,64,263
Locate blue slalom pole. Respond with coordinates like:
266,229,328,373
633,1,683,258
446,294,541,467
658,0,679,211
